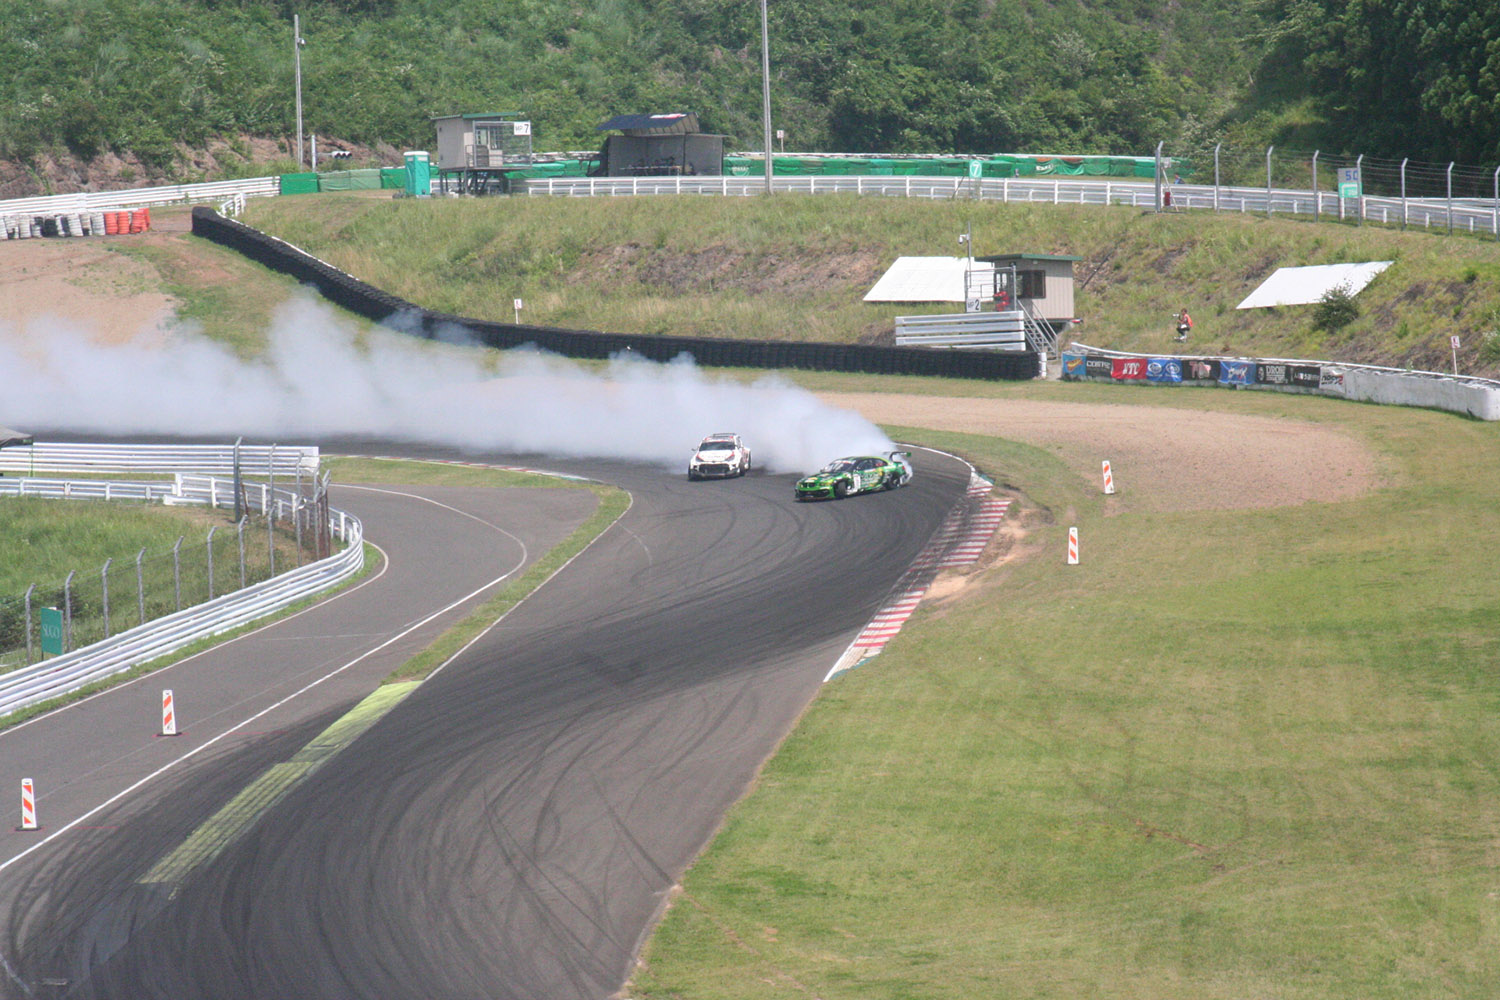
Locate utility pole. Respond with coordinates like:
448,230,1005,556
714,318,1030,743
760,0,773,194
294,14,306,168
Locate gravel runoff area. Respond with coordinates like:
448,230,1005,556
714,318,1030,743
0,234,1378,510
817,391,1379,512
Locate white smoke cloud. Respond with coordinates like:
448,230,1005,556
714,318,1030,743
0,294,893,474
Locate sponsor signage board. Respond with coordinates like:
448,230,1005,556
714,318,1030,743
1062,353,1087,378
1290,365,1321,387
1085,356,1114,378
1319,367,1346,394
1146,357,1183,383
1111,357,1148,380
1183,359,1219,381
1218,360,1256,386
1256,362,1291,385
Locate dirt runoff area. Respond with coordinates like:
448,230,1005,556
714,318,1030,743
0,230,1378,511
819,391,1378,512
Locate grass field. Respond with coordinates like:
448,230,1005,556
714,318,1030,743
242,192,1500,379
624,387,1500,999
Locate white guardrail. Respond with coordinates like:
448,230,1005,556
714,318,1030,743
0,445,362,721
894,310,1027,349
521,175,1500,237
0,175,278,220
0,442,317,477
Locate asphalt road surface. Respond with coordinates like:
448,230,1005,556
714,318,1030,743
1,444,972,999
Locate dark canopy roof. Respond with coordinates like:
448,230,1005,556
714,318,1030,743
597,113,700,135
0,426,33,449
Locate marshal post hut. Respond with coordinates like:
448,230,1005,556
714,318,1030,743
431,113,534,194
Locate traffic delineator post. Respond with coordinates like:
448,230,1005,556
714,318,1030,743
20,779,37,831
161,689,177,737
1067,527,1079,565
1102,460,1115,495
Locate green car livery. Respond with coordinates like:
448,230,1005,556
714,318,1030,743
795,452,914,501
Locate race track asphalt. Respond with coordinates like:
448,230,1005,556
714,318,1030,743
0,444,972,999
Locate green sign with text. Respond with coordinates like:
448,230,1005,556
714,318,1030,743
40,606,62,655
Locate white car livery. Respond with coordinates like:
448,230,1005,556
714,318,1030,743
687,433,752,480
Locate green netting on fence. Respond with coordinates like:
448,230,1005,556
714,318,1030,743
317,168,382,191
379,168,405,188
279,172,319,195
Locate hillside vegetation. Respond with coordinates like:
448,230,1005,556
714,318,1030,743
2,0,1496,193
242,192,1500,378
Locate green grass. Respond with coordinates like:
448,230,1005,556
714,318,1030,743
0,498,241,596
242,192,1500,378
628,395,1500,1000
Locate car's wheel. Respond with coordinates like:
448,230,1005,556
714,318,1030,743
687,471,698,481
883,472,899,490
833,479,850,499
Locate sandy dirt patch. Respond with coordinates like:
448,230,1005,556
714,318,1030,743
818,391,1379,512
0,237,178,347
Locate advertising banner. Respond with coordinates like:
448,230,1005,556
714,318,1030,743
1290,365,1322,388
1111,357,1148,380
1255,361,1292,385
1146,357,1183,383
1183,359,1218,381
1218,360,1256,386
1062,353,1087,379
1085,355,1114,378
1319,367,1347,395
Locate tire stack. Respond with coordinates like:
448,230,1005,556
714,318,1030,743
0,207,151,240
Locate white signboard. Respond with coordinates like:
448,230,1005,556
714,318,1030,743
1237,261,1393,309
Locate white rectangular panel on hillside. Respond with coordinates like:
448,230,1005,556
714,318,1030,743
864,256,994,303
1237,261,1393,309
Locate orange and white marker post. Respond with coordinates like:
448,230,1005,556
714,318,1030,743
20,778,37,831
1067,527,1079,565
1102,460,1115,495
161,689,177,737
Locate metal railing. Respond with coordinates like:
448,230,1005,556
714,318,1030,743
520,173,1500,238
894,311,1027,349
0,442,317,477
0,175,279,221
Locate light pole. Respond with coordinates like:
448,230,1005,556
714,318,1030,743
760,0,773,194
293,14,307,168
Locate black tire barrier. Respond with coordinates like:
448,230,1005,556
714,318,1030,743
191,207,1038,381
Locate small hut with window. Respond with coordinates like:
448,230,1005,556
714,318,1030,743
431,113,534,194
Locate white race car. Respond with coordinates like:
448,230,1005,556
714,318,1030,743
688,433,752,480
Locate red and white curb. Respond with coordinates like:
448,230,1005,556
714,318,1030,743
826,472,1010,681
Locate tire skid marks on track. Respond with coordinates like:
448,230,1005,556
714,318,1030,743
827,473,1010,680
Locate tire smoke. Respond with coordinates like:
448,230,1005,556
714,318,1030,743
1,294,894,473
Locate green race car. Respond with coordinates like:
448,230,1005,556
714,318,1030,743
795,452,914,501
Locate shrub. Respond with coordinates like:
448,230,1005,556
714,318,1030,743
1313,283,1359,332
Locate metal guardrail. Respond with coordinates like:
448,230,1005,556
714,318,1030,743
0,176,279,220
0,446,361,721
0,442,317,477
521,174,1500,237
895,311,1027,349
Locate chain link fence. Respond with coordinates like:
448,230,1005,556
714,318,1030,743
0,474,333,671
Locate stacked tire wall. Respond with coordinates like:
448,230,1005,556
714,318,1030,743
191,206,1038,381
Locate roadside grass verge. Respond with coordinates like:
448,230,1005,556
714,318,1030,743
242,192,1500,377
628,398,1500,999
